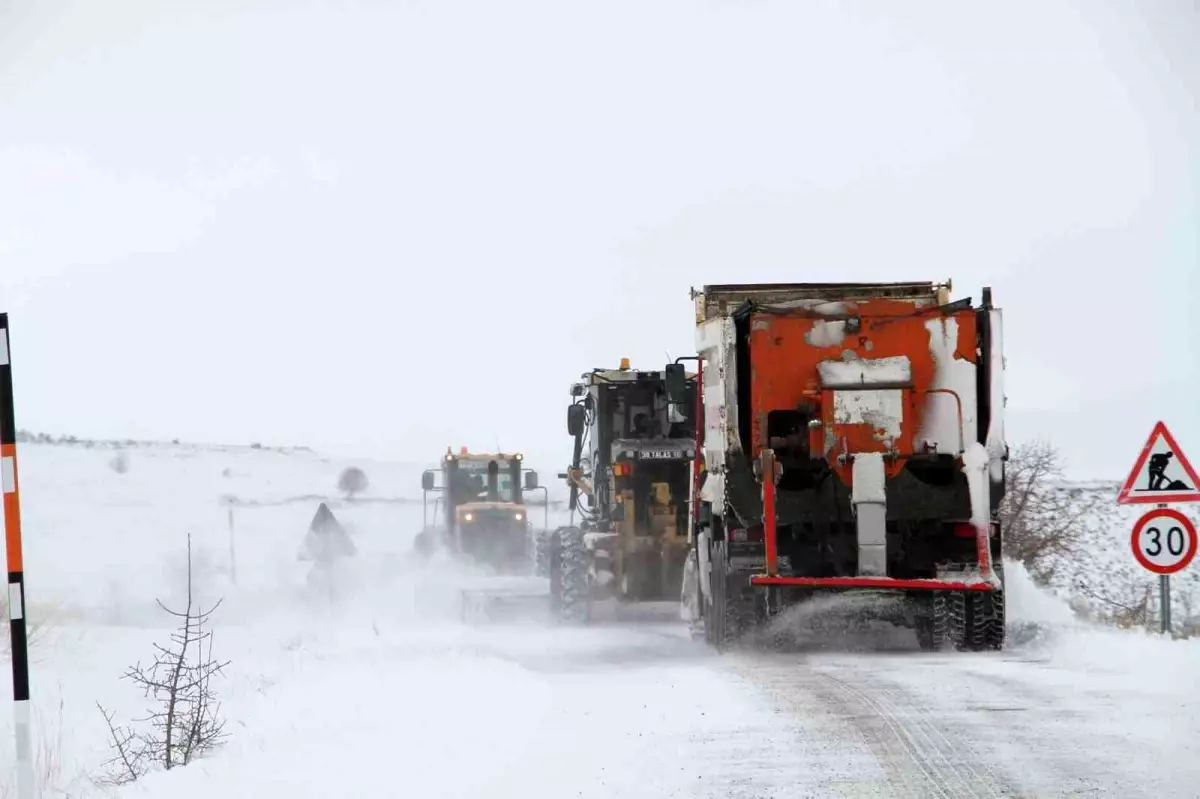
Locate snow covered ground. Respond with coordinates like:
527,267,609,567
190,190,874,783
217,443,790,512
2,440,1200,797
1035,480,1200,629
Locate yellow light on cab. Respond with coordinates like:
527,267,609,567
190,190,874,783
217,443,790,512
619,357,631,370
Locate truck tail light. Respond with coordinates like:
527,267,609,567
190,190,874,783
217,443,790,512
952,522,995,538
729,526,764,543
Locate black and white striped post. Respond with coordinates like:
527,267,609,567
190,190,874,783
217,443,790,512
0,314,34,798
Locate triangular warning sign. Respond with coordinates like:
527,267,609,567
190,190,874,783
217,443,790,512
1117,422,1200,505
300,502,357,560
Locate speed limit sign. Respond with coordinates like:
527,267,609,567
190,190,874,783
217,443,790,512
1130,508,1198,575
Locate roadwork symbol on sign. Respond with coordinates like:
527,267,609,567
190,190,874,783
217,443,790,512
1130,507,1198,575
1116,421,1200,506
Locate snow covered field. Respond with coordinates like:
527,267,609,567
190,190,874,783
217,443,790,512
2,440,1199,797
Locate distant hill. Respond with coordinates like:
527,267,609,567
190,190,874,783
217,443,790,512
15,429,315,455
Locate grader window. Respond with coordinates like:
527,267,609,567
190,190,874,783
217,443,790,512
607,383,693,441
452,460,520,504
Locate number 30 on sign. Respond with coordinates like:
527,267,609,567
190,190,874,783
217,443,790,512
1130,508,1198,574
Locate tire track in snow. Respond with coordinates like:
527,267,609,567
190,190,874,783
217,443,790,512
816,671,1012,798
874,652,1199,797
733,653,1022,797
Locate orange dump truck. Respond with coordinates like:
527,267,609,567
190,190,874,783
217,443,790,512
680,282,1007,651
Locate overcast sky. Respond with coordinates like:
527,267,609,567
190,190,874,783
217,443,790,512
1,0,1197,480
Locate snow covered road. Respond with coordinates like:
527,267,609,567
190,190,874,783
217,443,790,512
4,442,1200,797
732,642,1200,798
9,572,1200,797
106,608,1200,799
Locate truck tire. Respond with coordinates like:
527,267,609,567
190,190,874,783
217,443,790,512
914,596,938,651
680,547,706,641
930,591,967,651
970,561,1005,651
552,526,591,624
930,563,1005,652
413,529,437,559
534,528,552,578
705,540,755,652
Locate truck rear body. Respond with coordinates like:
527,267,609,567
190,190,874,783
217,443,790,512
693,281,1006,594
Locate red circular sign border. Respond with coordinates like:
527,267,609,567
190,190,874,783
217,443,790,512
1130,508,1198,575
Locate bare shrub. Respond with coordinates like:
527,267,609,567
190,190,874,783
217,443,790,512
96,536,229,786
338,466,369,500
1072,580,1155,630
998,439,1112,582
109,451,130,474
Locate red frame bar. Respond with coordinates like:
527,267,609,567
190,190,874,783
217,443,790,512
761,449,778,576
750,575,995,591
975,521,993,581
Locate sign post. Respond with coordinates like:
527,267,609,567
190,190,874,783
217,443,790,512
0,315,34,799
1128,506,1197,634
1119,422,1200,636
1160,574,1171,634
219,495,238,586
228,503,237,586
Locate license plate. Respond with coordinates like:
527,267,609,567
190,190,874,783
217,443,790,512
637,449,687,459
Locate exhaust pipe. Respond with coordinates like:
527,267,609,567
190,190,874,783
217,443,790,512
487,460,499,502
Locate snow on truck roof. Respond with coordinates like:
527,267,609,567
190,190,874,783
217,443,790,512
691,281,957,320
580,367,697,385
445,449,524,462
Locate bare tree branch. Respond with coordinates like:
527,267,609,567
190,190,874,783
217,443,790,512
95,702,147,786
96,534,230,784
999,439,1106,581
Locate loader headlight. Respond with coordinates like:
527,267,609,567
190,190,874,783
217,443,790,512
463,512,475,522
514,512,524,521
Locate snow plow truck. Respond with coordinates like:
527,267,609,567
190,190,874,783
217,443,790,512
679,281,1007,652
545,359,699,622
416,447,539,573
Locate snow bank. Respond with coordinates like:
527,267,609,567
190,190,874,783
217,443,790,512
1004,556,1200,694
1004,558,1078,629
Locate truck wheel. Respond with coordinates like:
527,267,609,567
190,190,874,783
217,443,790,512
705,541,755,652
914,596,937,651
970,562,1005,651
931,590,968,651
534,529,551,577
681,547,705,641
553,526,591,624
413,529,435,558
704,544,726,648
